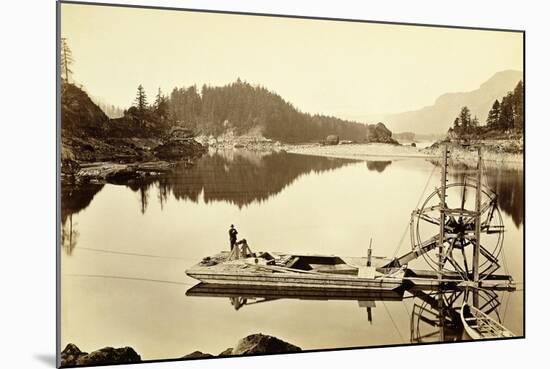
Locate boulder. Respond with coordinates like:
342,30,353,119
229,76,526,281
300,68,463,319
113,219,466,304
182,351,214,359
231,333,301,355
61,344,141,367
60,343,85,366
218,348,233,356
153,139,207,160
365,122,399,144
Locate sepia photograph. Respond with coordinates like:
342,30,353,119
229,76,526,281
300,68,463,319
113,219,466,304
58,1,524,367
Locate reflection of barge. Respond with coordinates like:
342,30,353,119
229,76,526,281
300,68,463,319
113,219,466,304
186,146,516,292
185,282,405,301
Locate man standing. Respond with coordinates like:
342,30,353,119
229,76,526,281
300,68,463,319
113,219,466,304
229,224,238,251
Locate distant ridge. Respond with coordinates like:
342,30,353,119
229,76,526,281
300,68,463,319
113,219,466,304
384,70,523,134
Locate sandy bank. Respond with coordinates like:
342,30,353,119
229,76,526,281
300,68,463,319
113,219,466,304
286,143,436,161
284,142,523,169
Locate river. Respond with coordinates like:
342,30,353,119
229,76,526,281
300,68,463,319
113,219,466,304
60,149,524,360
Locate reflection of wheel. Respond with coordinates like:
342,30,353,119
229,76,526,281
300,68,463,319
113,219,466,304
410,289,502,343
412,179,504,280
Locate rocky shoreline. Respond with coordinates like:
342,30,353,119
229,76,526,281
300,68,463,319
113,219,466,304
60,333,301,367
286,142,434,160
424,139,523,168
62,134,524,185
283,140,523,169
61,137,207,184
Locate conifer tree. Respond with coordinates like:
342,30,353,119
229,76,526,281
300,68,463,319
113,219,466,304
60,37,74,83
512,81,524,130
486,100,500,128
134,85,148,113
459,106,472,129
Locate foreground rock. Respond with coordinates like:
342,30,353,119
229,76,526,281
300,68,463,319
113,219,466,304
182,333,302,359
62,334,300,366
181,351,214,359
231,333,301,355
60,344,141,367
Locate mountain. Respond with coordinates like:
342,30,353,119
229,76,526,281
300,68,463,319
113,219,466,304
383,70,523,134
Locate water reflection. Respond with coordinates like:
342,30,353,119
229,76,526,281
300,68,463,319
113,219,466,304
186,283,510,344
152,151,356,208
366,161,392,173
61,183,104,252
408,288,502,343
441,164,523,227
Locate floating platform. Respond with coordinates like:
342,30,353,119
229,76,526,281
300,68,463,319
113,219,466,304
185,251,405,291
186,250,515,292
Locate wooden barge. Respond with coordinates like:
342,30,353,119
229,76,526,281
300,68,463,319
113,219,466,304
186,250,405,290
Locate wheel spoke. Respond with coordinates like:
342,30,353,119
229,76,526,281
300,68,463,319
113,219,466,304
419,213,440,226
460,242,470,274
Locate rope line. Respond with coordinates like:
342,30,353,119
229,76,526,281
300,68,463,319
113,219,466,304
381,301,405,342
64,273,195,286
392,164,437,259
77,246,192,260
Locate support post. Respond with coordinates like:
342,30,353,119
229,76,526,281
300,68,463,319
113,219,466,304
367,238,373,267
473,148,482,283
438,145,448,280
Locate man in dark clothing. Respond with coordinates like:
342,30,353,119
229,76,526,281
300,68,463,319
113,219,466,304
229,224,238,250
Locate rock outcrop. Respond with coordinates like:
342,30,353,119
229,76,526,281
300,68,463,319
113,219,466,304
153,139,207,160
230,333,301,355
60,84,208,181
60,344,141,367
182,333,301,358
365,122,399,144
181,351,214,359
62,334,301,366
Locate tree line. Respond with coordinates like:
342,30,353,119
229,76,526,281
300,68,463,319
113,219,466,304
124,79,367,143
449,80,523,137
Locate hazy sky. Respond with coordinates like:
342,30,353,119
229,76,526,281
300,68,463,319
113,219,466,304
61,3,523,119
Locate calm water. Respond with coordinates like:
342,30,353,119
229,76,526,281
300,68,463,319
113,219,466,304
60,150,524,359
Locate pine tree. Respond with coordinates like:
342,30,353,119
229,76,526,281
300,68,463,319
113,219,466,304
471,115,479,127
498,93,514,130
459,106,472,129
486,100,500,128
134,84,148,112
60,37,74,83
512,81,524,130
154,88,168,121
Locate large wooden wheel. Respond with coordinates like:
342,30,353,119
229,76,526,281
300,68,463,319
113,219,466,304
412,179,504,280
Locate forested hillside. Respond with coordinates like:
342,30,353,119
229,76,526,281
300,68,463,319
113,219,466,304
167,79,367,143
